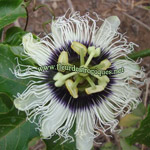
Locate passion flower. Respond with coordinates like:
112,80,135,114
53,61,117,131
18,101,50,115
14,12,144,150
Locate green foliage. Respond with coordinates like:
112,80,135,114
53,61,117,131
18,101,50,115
0,108,39,150
119,103,146,128
44,126,76,150
119,114,141,127
0,26,37,97
132,103,146,117
127,106,150,147
0,93,13,114
2,26,35,65
0,0,26,30
119,128,136,138
4,27,27,46
0,25,40,150
0,44,30,96
145,6,150,10
120,139,139,150
101,142,117,150
118,103,147,150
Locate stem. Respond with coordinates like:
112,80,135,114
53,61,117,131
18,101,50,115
80,49,85,66
122,49,150,60
84,52,95,67
72,76,82,88
62,72,77,80
86,76,96,89
24,7,29,31
42,20,52,34
0,28,4,42
92,74,102,80
33,4,55,19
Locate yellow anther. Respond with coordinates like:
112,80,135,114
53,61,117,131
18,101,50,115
85,85,104,95
98,75,110,88
65,79,78,98
54,72,77,87
88,46,101,57
71,41,87,56
98,75,110,83
84,46,101,67
58,51,69,64
53,72,64,81
55,79,65,87
99,59,111,70
85,75,110,94
91,59,111,70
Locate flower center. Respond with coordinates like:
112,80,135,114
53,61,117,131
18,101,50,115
53,42,111,98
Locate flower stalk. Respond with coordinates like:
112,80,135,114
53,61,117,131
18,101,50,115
123,49,150,60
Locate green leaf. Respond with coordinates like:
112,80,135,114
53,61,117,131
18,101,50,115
0,28,41,150
0,0,26,30
3,27,27,58
3,27,36,66
0,93,13,114
127,106,150,146
0,108,39,150
145,6,150,10
0,44,30,97
44,126,76,150
132,103,146,117
4,27,27,46
120,139,139,150
119,114,141,127
119,128,136,138
0,0,23,18
101,142,117,150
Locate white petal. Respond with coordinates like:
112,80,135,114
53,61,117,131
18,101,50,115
13,62,45,80
113,59,144,79
22,33,51,66
111,80,141,99
94,16,120,49
51,21,64,48
41,100,69,138
76,133,93,150
76,110,95,150
14,83,51,111
50,12,97,48
93,77,141,133
93,101,118,133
